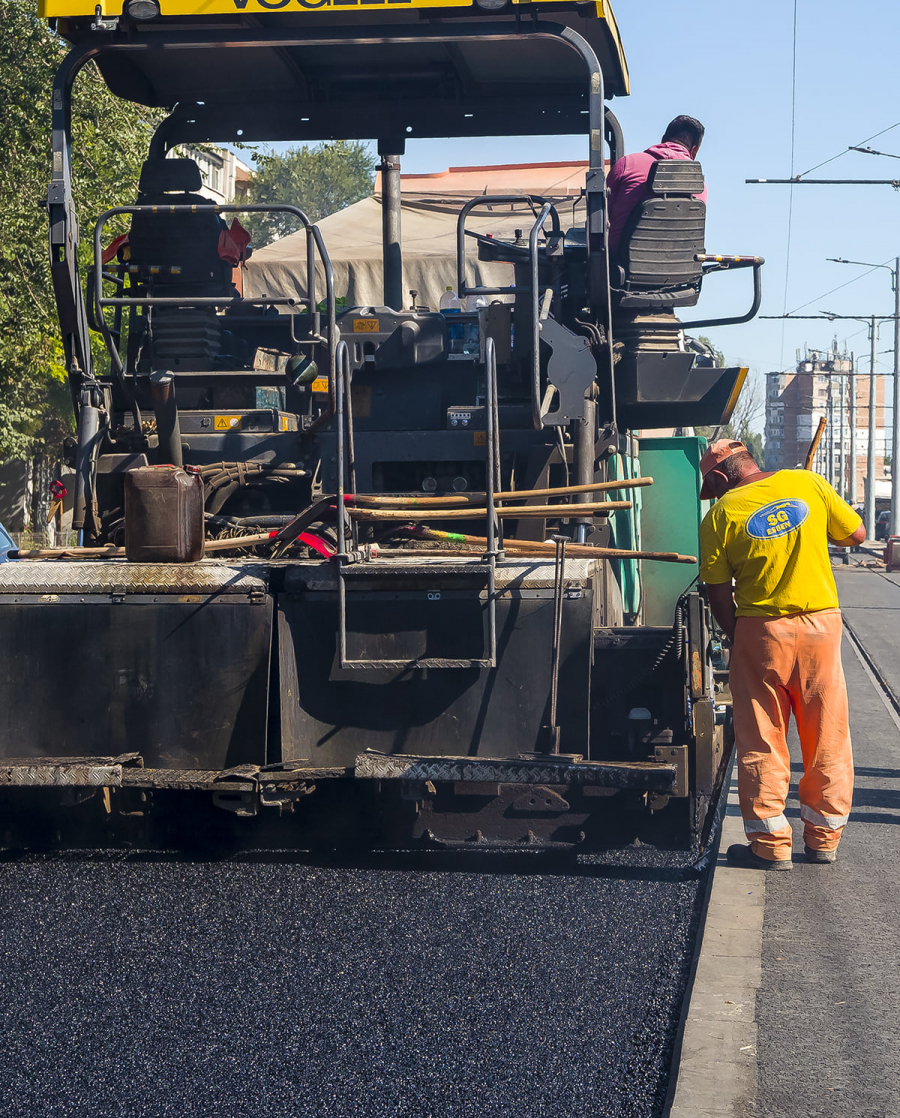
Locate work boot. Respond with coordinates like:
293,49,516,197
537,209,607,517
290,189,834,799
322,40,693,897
726,843,793,871
804,845,837,864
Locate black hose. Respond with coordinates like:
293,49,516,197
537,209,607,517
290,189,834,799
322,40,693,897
205,513,295,530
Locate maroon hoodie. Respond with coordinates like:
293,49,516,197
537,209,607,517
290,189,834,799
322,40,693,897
606,140,708,255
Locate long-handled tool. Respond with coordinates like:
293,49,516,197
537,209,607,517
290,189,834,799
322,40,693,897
350,477,654,508
349,500,632,522
411,527,697,564
804,416,827,470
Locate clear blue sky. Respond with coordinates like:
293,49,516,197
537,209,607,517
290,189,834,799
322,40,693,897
267,1,900,426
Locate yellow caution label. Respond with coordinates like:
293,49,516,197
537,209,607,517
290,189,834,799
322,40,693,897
281,416,291,431
474,431,487,446
311,377,330,394
214,415,242,430
353,318,380,333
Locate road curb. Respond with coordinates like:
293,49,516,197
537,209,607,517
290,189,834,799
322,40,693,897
665,778,763,1117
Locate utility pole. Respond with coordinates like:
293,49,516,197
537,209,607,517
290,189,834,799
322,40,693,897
866,316,878,540
761,316,897,508
892,257,900,535
751,156,900,518
826,375,835,486
850,352,857,504
836,359,840,496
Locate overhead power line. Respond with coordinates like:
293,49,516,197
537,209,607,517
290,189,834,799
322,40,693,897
795,119,900,178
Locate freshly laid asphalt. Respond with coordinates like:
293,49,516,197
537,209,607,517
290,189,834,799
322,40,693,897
750,565,900,1117
0,843,707,1117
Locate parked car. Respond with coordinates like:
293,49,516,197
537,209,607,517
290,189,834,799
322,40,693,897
875,511,891,540
0,521,14,561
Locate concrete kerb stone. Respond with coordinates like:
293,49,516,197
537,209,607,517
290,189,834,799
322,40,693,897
666,779,763,1118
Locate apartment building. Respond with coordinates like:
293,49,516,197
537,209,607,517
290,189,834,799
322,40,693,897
174,145,253,205
765,346,887,504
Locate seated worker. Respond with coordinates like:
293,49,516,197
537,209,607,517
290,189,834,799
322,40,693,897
606,115,708,256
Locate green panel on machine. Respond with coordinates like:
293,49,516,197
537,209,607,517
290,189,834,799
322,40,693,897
638,437,709,626
606,451,642,617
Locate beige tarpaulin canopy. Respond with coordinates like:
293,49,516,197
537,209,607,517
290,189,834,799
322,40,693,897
244,192,586,311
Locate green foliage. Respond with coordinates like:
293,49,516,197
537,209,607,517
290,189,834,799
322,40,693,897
244,141,376,246
697,335,725,367
694,343,764,461
0,0,160,460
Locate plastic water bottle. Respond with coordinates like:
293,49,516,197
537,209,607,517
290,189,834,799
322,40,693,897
463,293,487,356
440,286,464,355
439,286,462,312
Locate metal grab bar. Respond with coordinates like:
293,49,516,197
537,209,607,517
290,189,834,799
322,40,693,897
334,339,351,571
91,202,337,437
334,339,499,672
678,256,765,330
455,195,560,298
483,337,500,669
529,203,556,430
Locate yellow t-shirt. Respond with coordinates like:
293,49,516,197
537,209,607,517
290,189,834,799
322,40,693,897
699,470,862,617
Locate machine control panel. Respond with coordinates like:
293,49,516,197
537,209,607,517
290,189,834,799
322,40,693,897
337,308,447,371
446,404,533,431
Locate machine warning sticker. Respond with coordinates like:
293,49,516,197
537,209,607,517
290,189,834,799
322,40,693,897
311,377,330,393
746,499,809,540
214,415,242,430
353,319,380,333
474,431,487,446
281,416,291,431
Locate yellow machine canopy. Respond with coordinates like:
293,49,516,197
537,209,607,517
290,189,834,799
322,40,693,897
42,1,628,145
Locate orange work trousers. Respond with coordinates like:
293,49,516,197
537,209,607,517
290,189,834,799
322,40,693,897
729,608,853,862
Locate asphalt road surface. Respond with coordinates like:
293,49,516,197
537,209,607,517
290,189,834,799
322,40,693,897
752,566,900,1118
0,842,708,1118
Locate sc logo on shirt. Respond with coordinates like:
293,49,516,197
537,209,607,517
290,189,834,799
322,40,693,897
746,499,810,539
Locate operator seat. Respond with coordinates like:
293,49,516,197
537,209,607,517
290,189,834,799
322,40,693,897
126,158,236,374
611,160,706,310
128,158,235,298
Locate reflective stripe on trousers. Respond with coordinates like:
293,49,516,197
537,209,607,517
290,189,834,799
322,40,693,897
730,608,853,861
744,814,790,835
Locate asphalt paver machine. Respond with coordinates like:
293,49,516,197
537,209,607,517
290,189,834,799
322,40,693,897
2,0,763,850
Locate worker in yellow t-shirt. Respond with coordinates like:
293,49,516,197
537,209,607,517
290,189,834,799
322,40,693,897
698,439,865,870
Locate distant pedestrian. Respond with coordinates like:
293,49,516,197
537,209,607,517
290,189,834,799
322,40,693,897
698,440,865,870
606,115,707,256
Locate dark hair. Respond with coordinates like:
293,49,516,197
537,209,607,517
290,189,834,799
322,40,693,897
718,450,757,483
662,115,705,151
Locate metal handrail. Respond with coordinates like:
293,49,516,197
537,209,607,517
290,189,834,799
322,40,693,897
678,256,765,330
529,203,556,430
91,201,338,436
334,339,499,672
455,196,560,298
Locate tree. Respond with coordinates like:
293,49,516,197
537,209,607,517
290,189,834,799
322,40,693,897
694,340,765,462
0,1,160,463
697,334,725,368
244,141,376,246
729,377,765,463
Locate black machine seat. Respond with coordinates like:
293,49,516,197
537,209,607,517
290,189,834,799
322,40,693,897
127,158,236,297
613,160,706,311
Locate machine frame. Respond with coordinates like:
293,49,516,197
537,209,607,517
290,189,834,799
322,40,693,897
0,0,757,850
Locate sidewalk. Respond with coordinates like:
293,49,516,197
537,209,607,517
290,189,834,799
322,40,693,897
668,566,900,1117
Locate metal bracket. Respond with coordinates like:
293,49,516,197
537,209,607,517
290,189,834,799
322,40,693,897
540,317,597,426
91,5,119,31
